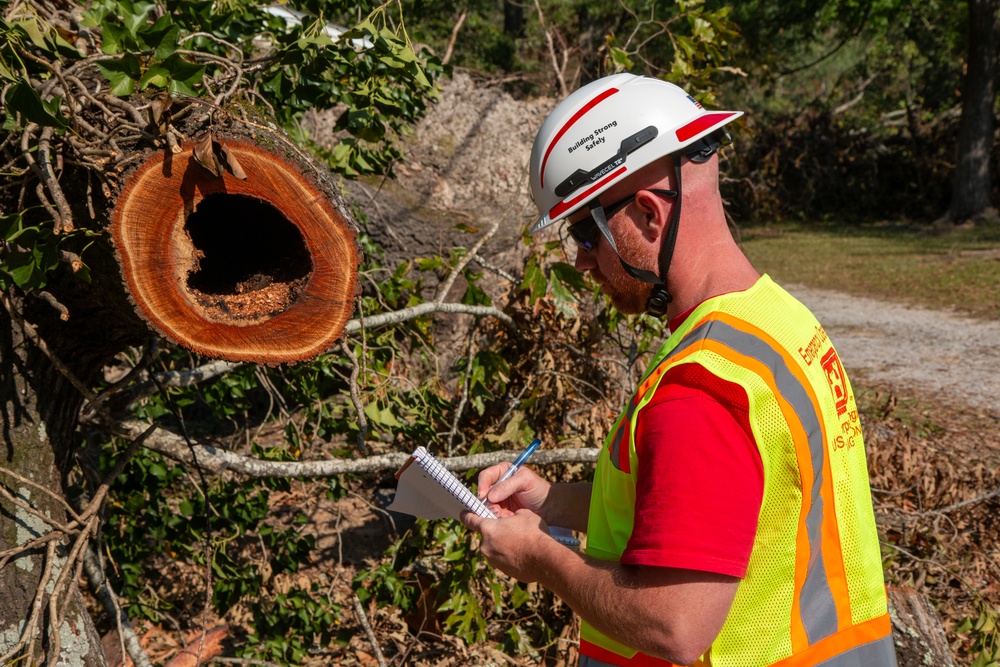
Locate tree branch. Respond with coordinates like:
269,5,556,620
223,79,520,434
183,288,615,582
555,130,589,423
533,0,567,96
344,302,515,333
83,545,156,667
442,9,468,66
112,419,599,478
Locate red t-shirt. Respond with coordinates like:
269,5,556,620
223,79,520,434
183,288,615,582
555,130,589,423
619,314,764,578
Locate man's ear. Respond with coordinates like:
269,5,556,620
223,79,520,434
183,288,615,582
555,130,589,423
633,190,671,242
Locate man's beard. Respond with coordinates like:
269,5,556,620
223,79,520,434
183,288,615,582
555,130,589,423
592,228,656,314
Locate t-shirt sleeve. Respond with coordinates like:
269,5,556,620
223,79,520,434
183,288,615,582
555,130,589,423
620,363,764,578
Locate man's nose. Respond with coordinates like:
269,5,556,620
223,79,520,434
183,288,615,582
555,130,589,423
574,245,597,271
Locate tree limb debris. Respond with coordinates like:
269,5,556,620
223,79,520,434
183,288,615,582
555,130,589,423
344,302,515,333
83,545,156,667
353,595,388,667
111,419,599,478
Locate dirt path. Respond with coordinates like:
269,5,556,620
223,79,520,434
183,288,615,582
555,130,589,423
788,285,1000,415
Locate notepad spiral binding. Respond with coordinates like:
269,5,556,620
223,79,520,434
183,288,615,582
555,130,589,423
414,447,497,520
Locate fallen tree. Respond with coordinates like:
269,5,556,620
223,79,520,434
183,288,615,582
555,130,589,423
0,1,442,663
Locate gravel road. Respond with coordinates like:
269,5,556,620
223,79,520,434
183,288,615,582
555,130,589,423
787,285,1000,414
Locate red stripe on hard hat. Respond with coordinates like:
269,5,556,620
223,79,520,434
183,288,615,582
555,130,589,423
675,112,738,142
540,87,620,188
547,166,628,219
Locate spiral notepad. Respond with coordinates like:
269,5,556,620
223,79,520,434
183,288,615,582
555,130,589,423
389,446,497,521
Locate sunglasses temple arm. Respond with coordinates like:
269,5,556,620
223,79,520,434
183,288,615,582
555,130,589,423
587,199,664,286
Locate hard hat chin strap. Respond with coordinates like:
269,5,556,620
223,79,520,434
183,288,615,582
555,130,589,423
587,156,683,319
588,198,662,288
584,131,728,318
645,155,683,318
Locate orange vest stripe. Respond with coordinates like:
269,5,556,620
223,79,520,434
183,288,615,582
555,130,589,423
768,614,892,667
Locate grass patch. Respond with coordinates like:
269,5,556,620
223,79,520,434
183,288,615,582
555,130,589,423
739,222,1000,319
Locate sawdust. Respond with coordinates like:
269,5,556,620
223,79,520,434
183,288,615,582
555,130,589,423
188,275,309,324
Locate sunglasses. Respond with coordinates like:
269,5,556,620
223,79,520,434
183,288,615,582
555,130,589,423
567,188,677,252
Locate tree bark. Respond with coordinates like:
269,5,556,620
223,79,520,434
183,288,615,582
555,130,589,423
504,0,526,38
887,587,956,667
947,0,999,223
0,300,108,666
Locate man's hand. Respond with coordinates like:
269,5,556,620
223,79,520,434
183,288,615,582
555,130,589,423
461,508,554,582
476,463,551,518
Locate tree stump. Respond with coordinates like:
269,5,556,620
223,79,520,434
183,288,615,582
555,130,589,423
888,586,956,667
112,139,359,364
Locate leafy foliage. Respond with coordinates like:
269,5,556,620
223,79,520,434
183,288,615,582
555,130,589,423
0,0,443,297
958,601,1000,667
0,212,94,291
404,0,740,100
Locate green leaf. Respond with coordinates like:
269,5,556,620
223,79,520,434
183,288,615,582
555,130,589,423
1,212,24,241
139,62,170,90
139,14,180,59
510,583,530,609
0,55,16,82
97,55,142,97
160,54,205,97
608,46,633,72
5,79,69,130
14,19,51,50
100,23,130,55
519,257,547,301
120,0,157,37
549,262,588,291
80,5,111,28
4,250,41,290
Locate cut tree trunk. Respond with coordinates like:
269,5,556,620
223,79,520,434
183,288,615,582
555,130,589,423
111,138,359,364
888,586,956,667
2,93,360,662
0,306,108,667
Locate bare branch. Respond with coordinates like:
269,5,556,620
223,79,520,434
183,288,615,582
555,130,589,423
340,339,369,453
345,302,514,333
108,359,244,406
447,328,477,455
113,419,598,478
353,595,388,667
83,545,156,667
922,486,1000,516
533,0,567,96
472,254,517,283
433,217,501,304
442,9,468,66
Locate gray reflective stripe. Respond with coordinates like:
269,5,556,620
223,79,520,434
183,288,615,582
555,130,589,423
577,633,897,667
608,403,636,471
578,656,617,667
817,632,898,666
652,319,839,644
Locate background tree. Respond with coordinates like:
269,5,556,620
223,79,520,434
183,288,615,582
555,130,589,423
716,0,998,225
948,0,999,224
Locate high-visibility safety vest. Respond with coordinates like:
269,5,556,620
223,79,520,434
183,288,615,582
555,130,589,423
579,276,896,667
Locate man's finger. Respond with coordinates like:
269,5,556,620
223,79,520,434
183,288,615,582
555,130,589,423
460,510,485,532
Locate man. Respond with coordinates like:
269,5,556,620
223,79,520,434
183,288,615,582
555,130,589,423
460,74,896,667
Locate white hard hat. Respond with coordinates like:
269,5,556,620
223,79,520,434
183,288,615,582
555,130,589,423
529,73,743,234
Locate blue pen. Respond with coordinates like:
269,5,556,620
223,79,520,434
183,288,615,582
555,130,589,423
492,438,541,489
